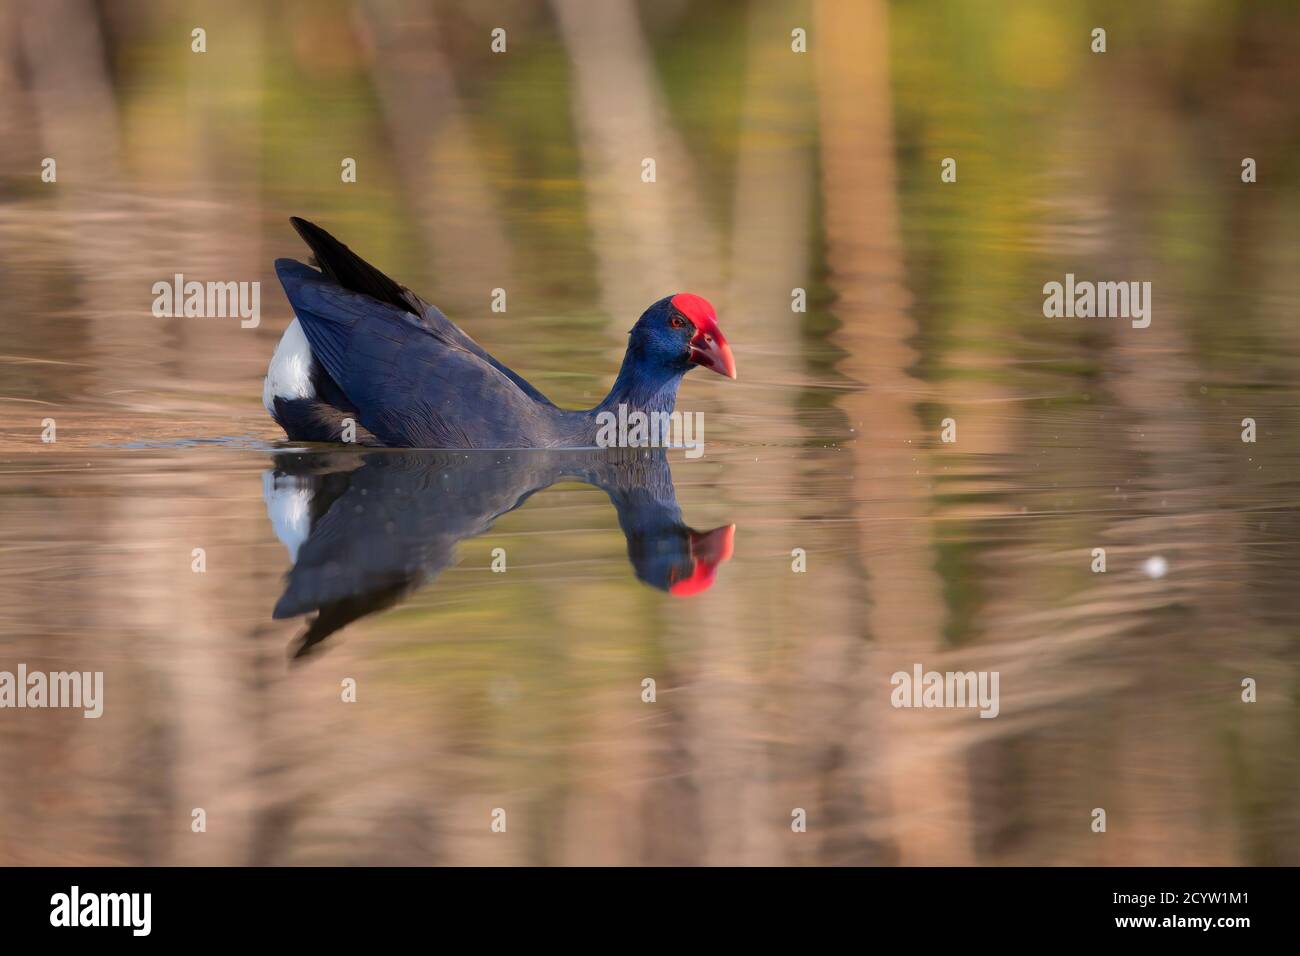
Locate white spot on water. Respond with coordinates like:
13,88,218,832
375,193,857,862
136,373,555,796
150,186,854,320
1142,555,1168,579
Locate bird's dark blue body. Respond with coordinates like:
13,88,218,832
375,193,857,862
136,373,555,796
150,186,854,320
265,217,736,449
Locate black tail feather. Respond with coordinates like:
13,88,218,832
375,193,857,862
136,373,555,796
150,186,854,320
289,216,421,317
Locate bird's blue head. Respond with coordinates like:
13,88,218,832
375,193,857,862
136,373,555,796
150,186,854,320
626,293,737,380
603,293,736,415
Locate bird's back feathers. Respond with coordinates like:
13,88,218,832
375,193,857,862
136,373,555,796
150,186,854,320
277,259,563,447
286,217,553,407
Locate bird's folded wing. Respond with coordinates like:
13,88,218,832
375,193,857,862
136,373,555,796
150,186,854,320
278,260,546,448
417,301,556,407
288,217,553,407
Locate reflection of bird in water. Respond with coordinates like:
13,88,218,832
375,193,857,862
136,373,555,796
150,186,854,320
263,448,734,658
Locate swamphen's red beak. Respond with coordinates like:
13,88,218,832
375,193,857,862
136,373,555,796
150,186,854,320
672,293,737,380
669,524,736,596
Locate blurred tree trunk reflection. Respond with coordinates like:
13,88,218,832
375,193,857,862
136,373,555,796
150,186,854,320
551,0,722,325
361,0,514,308
816,0,974,865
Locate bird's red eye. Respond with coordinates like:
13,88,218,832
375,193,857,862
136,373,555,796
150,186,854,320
670,315,686,329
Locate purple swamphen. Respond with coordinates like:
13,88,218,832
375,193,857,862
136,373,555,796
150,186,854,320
264,217,736,448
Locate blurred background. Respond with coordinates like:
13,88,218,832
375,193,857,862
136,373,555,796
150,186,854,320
1,0,1299,865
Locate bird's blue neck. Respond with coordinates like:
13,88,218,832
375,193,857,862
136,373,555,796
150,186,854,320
594,356,686,418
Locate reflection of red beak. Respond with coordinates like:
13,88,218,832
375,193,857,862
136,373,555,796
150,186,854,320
669,524,736,596
672,292,737,380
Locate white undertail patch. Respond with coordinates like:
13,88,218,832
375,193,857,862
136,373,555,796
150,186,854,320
262,318,316,415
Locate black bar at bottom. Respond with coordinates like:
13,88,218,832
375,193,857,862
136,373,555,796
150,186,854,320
0,866,1279,941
